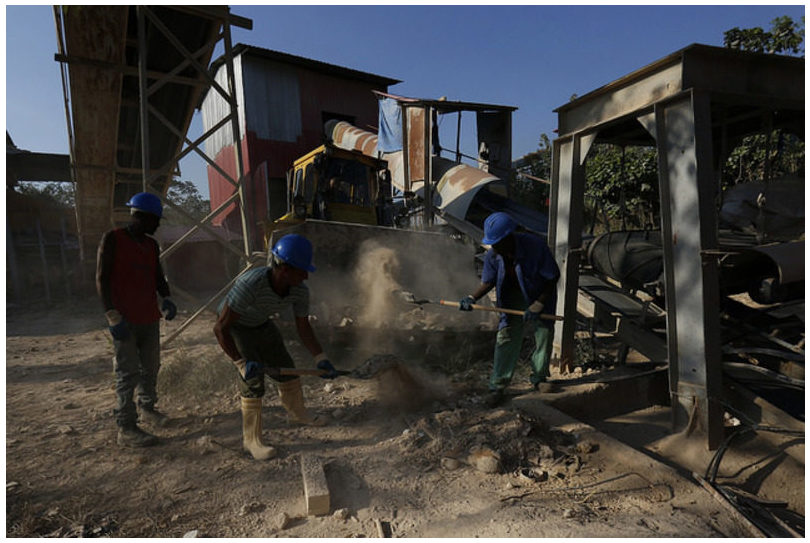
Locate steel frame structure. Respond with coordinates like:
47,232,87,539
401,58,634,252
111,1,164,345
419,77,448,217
55,6,256,346
549,44,803,450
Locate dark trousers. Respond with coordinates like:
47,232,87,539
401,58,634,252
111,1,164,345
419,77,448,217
230,320,296,398
113,321,160,428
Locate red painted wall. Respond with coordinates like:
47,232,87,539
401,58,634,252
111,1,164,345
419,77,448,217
208,58,388,248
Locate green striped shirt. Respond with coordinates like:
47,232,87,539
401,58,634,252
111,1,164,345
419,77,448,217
224,267,309,327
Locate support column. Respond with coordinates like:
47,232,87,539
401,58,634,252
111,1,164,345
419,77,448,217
654,90,723,450
550,134,590,373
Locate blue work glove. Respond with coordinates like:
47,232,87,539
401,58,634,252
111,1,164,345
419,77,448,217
233,358,263,380
109,321,129,340
523,301,544,322
161,297,177,321
316,358,339,379
243,360,262,381
459,295,476,311
105,309,130,340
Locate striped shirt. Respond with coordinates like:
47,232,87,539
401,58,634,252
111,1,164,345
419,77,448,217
223,267,309,327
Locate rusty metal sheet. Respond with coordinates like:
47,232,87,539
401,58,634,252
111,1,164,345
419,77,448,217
748,241,805,285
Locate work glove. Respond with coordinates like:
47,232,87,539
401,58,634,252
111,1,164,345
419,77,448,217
105,309,130,341
523,301,544,322
459,295,476,311
316,359,339,379
234,358,263,381
161,297,177,321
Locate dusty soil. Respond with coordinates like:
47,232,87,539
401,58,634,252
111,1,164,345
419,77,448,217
6,300,755,538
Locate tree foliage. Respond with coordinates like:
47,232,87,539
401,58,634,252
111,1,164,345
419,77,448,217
512,134,552,212
724,15,804,56
584,145,659,233
162,179,211,225
14,181,75,208
515,14,804,235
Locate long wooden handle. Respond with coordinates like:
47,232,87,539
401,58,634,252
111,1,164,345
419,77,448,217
278,368,326,376
439,300,564,321
276,368,353,377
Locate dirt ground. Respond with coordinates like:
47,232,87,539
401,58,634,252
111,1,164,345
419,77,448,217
6,296,771,538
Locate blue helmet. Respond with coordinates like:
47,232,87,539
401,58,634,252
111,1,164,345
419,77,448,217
272,234,316,272
126,192,163,218
481,212,517,245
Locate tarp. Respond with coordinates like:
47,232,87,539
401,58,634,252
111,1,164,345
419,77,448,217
377,97,402,153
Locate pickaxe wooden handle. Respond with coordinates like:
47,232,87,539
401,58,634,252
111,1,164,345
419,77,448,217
438,300,564,321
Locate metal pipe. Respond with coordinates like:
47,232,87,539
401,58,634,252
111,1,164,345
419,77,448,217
137,6,150,192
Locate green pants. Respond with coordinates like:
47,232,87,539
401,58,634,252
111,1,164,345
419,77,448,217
490,282,553,391
230,319,296,398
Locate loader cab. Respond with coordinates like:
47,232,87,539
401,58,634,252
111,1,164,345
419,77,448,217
287,144,391,225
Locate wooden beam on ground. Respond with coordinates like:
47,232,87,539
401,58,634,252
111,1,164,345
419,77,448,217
300,454,330,516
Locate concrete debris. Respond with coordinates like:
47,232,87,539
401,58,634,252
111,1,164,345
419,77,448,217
195,435,216,454
537,444,555,460
333,508,351,521
576,441,599,455
183,529,199,537
440,457,462,471
467,447,501,474
239,502,266,516
274,512,292,531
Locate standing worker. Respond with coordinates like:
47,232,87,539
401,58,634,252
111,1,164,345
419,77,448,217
213,233,339,460
459,212,560,407
96,192,177,447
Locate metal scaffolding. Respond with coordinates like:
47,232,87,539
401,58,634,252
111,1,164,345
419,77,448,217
54,6,256,345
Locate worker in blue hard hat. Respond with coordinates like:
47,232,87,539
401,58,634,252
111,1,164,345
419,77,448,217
96,191,177,447
213,233,339,460
459,211,560,408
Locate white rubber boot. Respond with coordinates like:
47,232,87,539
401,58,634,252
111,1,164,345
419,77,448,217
240,396,277,460
277,378,326,427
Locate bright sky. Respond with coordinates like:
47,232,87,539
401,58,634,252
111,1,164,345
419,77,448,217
5,4,805,200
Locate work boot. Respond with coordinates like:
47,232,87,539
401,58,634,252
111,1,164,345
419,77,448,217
139,407,169,428
277,378,326,426
484,389,506,408
240,396,277,460
533,382,554,394
117,425,158,448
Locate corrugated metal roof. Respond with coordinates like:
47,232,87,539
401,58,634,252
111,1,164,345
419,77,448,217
203,43,401,104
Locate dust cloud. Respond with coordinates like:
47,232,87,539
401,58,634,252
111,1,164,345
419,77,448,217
352,240,402,328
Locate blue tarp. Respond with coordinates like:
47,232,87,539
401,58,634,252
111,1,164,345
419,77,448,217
377,97,402,152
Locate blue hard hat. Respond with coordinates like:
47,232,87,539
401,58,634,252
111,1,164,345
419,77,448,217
272,234,316,272
126,192,163,218
481,212,517,245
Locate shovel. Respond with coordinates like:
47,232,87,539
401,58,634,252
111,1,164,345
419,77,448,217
264,354,408,380
396,290,564,322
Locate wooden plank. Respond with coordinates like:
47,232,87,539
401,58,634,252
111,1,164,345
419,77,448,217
300,454,330,516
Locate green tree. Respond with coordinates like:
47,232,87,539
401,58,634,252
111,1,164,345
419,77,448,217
512,133,552,212
724,15,804,56
722,15,805,188
162,179,210,225
14,181,75,208
584,145,659,233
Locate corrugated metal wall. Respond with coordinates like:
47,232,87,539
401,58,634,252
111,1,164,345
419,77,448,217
202,49,391,240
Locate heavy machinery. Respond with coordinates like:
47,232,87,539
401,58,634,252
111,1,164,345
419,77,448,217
263,142,404,251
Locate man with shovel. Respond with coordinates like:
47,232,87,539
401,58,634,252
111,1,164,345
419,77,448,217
213,233,339,460
459,212,560,407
